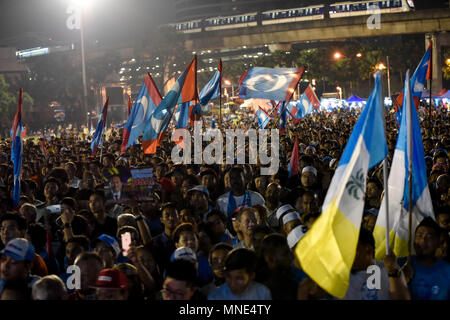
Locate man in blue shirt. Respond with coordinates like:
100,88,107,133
408,217,450,300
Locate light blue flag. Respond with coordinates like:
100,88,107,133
375,69,434,259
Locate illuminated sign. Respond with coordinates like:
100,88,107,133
16,47,49,58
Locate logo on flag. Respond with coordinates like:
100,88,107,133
295,71,387,299
239,67,305,101
121,74,162,153
143,56,198,154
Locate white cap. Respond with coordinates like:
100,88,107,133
282,211,301,225
302,166,317,176
287,225,306,249
173,247,197,262
275,204,294,220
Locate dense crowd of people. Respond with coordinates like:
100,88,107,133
0,105,448,300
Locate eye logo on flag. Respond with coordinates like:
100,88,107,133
240,67,305,101
245,74,288,92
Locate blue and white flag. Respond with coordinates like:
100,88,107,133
297,90,314,118
121,74,162,153
410,42,432,99
199,59,222,106
91,98,109,156
255,107,270,129
11,89,23,208
143,56,198,154
239,67,305,101
374,69,434,259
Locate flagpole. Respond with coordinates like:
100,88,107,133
406,69,413,263
428,42,433,123
379,70,390,255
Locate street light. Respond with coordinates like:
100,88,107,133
67,0,93,126
333,52,342,60
333,52,362,60
223,79,234,97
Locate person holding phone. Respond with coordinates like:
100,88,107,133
116,227,140,263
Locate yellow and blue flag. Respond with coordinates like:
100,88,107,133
295,71,387,298
374,70,434,259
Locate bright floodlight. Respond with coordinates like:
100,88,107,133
71,0,92,9
378,63,386,70
356,53,362,58
333,52,342,60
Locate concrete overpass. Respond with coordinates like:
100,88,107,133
184,8,450,90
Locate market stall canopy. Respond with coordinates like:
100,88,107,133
345,95,365,103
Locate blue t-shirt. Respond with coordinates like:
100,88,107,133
208,280,272,300
407,256,450,300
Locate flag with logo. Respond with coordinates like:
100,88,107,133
295,71,387,299
173,102,191,148
11,89,23,208
373,70,434,260
239,67,305,101
91,98,109,156
410,41,432,99
142,56,198,154
255,106,270,129
121,74,162,153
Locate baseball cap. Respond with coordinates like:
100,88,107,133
287,225,306,249
282,211,301,225
275,204,295,221
92,268,128,290
0,238,35,262
187,185,209,198
171,247,197,262
302,166,317,176
95,234,121,257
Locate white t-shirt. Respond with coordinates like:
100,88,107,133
216,190,265,216
342,260,390,300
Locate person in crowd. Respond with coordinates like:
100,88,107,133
406,217,450,300
93,268,129,300
160,259,203,300
32,275,68,300
0,238,40,296
208,248,271,300
69,252,103,300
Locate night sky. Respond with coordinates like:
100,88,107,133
0,0,174,48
